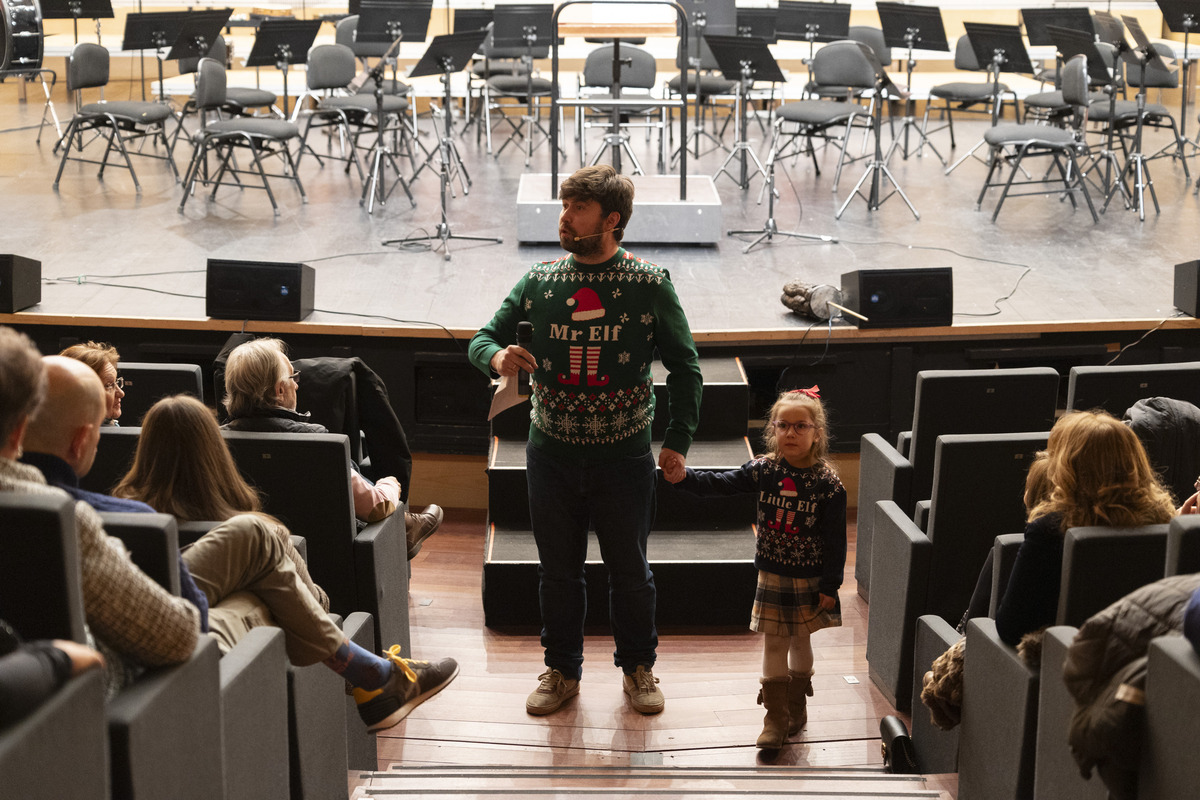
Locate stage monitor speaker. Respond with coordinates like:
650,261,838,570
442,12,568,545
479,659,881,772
840,268,953,329
0,254,42,313
206,259,315,322
1174,260,1200,318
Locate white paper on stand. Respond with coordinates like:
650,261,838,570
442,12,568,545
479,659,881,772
487,375,529,420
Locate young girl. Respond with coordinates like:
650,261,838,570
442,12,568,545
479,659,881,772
673,386,847,750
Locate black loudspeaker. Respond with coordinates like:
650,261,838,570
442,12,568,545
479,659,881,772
840,268,953,329
1174,260,1200,318
206,259,315,322
0,254,42,313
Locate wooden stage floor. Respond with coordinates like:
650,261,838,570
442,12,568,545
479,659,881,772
2,84,1198,347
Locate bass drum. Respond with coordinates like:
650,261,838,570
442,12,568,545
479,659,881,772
1,0,44,73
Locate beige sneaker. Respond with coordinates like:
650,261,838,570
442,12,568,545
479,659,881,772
525,668,579,715
622,665,665,714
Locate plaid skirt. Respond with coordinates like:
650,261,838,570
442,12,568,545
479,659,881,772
751,570,843,636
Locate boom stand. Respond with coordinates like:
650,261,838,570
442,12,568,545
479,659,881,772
706,34,782,190
837,67,919,219
383,29,501,260
361,33,416,214
1102,36,1163,219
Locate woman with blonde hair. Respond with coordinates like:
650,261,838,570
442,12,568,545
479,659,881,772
995,410,1176,646
59,341,124,425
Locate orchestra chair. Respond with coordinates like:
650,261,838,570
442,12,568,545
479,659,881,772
922,33,1017,152
53,42,177,193
171,35,280,150
576,43,663,172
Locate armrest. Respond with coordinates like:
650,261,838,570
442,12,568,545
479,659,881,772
220,627,289,800
99,511,181,596
913,500,930,533
353,510,410,655
856,433,915,601
910,614,961,774
1035,626,1106,800
0,668,108,800
989,533,1025,617
108,637,224,800
341,611,378,772
1140,636,1200,800
865,499,932,712
960,619,1039,800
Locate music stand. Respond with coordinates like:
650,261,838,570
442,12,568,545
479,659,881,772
944,22,1035,175
775,0,850,91
384,29,502,261
836,54,918,220
243,19,320,120
705,34,780,190
354,15,418,214
736,8,777,43
1099,14,1170,220
491,3,555,165
1020,7,1093,91
1154,0,1198,165
876,1,950,164
671,0,737,163
122,11,188,102
41,0,113,44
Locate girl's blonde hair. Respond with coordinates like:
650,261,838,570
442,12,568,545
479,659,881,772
114,394,263,522
762,388,831,467
1029,410,1176,529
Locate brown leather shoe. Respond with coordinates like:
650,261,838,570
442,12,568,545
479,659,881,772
405,504,443,559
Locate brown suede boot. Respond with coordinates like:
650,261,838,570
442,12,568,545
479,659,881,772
786,670,814,735
756,677,791,749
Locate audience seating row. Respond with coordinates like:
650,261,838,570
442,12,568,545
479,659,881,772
0,493,376,799
909,515,1200,799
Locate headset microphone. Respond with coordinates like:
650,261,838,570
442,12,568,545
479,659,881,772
573,228,622,241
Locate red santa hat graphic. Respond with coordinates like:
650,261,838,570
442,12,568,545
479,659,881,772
778,477,798,497
566,287,605,321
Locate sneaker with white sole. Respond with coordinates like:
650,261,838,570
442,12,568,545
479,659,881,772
353,645,459,732
623,664,664,714
525,668,580,715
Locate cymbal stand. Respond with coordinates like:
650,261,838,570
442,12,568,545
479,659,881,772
384,57,502,260
728,118,836,252
1103,51,1159,220
713,61,767,189
886,31,945,166
361,30,416,214
837,70,919,219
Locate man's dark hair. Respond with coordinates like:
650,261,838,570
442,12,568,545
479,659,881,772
0,326,47,446
559,165,635,242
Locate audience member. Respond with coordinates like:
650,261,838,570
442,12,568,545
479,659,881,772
59,341,124,425
0,327,199,694
221,337,442,559
995,410,1176,647
0,618,104,727
5,330,458,729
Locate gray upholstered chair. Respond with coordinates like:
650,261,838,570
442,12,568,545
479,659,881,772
768,40,876,191
111,362,204,428
1033,626,1109,800
172,35,280,149
922,34,1016,151
1166,514,1200,576
976,55,1097,223
1066,360,1200,413
856,367,1059,602
1140,635,1200,800
178,57,306,215
53,42,177,193
576,44,663,172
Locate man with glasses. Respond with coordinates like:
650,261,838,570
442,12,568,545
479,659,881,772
221,337,442,553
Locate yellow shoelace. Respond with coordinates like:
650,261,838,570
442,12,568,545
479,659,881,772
382,644,419,683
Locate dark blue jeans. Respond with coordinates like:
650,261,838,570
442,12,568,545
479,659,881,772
525,441,658,681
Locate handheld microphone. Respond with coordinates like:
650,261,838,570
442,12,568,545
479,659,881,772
516,321,533,396
573,228,622,242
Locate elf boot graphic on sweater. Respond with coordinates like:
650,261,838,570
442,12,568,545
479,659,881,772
558,288,611,386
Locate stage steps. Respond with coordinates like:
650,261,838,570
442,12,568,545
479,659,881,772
482,356,765,629
359,764,939,798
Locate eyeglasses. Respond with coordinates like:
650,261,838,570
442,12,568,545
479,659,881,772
771,420,816,434
287,371,300,383
103,377,126,391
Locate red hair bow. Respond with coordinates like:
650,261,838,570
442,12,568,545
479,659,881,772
789,385,820,399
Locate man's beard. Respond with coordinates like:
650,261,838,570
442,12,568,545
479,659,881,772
560,225,606,257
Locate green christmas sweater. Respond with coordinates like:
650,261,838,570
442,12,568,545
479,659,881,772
469,247,702,460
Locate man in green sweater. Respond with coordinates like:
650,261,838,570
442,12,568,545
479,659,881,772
469,165,702,717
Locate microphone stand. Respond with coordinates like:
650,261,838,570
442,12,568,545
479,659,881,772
1102,46,1159,220
361,31,415,214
